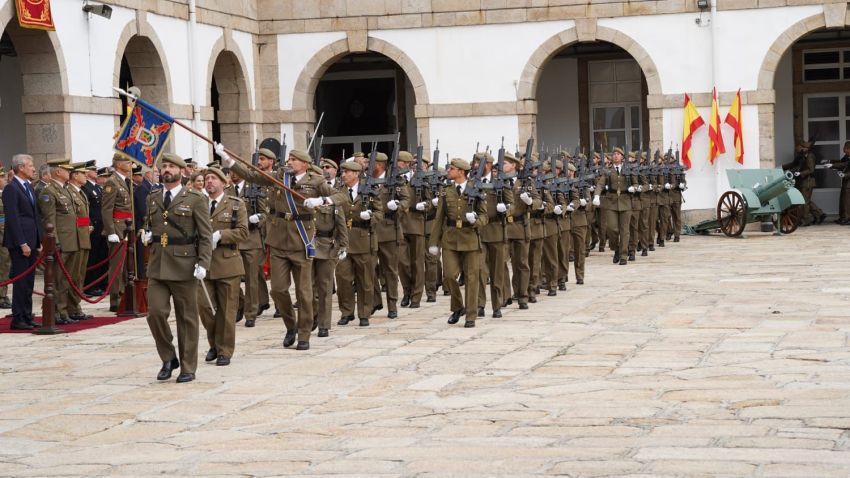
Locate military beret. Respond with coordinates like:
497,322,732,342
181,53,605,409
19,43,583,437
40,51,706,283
320,158,338,170
567,163,577,172
592,152,601,159
258,148,277,161
422,154,431,164
397,151,414,163
308,164,322,175
560,150,571,158
161,152,187,168
449,158,471,171
628,151,636,159
353,152,365,158
375,152,388,162
288,150,311,163
97,167,111,177
341,161,362,172
542,161,552,172
473,152,495,164
204,165,228,182
112,153,129,163
612,147,624,155
503,152,520,166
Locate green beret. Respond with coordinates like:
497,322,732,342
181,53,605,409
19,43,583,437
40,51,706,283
449,158,471,171
341,161,362,172
204,165,227,182
112,153,129,163
309,163,322,175
320,158,338,170
289,149,311,163
422,154,431,164
567,163,577,172
258,148,277,161
375,152,388,162
612,147,624,155
397,151,414,163
503,152,520,166
161,153,187,168
473,152,495,164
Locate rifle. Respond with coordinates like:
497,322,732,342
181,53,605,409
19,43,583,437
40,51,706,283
243,140,267,239
360,143,384,210
427,140,443,199
492,137,513,241
465,142,489,208
387,132,402,203
279,133,288,169
518,137,535,188
411,137,431,209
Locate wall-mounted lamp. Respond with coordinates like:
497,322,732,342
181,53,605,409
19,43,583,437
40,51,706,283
697,0,710,9
83,3,113,19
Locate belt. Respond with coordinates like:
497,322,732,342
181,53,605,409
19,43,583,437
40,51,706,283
248,223,259,231
350,220,371,229
315,229,334,238
384,211,398,221
425,211,437,221
530,211,544,219
275,212,313,221
151,235,196,246
112,211,132,220
446,218,474,228
509,215,525,224
544,213,559,220
76,216,91,227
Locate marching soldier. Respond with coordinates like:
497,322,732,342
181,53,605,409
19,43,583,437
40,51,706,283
66,162,93,321
590,152,606,253
38,158,80,324
541,160,561,296
506,153,540,309
312,159,348,337
637,152,652,256
669,154,686,241
627,152,642,262
398,151,430,309
218,143,345,351
336,161,382,327
428,158,488,328
371,152,410,319
422,154,441,303
657,154,672,247
141,153,212,383
476,152,512,318
199,165,248,366
0,169,10,309
527,157,548,302
645,155,660,253
102,154,134,312
568,162,590,285
594,147,638,265
553,160,575,291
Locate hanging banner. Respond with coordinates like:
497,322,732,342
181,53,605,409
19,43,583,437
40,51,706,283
15,0,56,31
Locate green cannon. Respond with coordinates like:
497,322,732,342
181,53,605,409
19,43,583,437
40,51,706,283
685,168,805,237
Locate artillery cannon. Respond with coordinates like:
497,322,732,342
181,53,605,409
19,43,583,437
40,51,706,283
686,168,805,237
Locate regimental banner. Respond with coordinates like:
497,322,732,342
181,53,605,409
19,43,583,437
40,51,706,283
113,98,175,168
15,0,55,31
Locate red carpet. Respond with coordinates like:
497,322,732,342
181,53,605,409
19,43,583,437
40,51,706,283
1,315,141,334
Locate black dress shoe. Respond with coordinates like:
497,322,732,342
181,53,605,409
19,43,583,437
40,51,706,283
648,245,655,251
338,315,354,325
236,307,243,323
359,318,369,326
426,296,436,303
576,279,584,285
673,237,680,242
283,330,297,348
25,318,39,328
400,295,411,307
613,254,620,264
658,240,665,247
245,319,255,328
70,313,93,321
258,303,270,315
318,328,329,337
0,299,10,309
387,311,398,319
447,309,464,324
312,316,319,331
492,309,502,318
10,320,34,330
529,295,537,304
273,309,281,318
464,321,475,328
599,246,605,252
109,305,118,313
371,303,383,315
296,341,310,350
558,283,566,291
157,358,179,381
547,290,557,297
533,287,540,295
216,355,230,366
628,252,635,261
641,248,648,257
443,290,450,296
619,259,628,265
519,303,529,310
205,348,217,362
409,303,420,308
293,301,300,309
477,307,485,317
176,372,194,383
505,297,513,306
666,234,673,241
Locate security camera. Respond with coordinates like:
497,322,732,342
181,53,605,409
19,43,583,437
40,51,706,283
82,3,112,19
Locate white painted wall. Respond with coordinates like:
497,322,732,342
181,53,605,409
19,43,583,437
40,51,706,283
0,55,26,165
277,31,347,110
774,49,794,167
428,116,519,166
69,113,117,163
537,57,580,150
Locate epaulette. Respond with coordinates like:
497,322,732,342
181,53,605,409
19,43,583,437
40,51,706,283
228,195,243,203
149,185,163,195
186,189,205,197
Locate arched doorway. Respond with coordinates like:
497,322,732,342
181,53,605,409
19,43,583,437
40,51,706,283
117,35,170,125
0,22,68,164
209,50,250,158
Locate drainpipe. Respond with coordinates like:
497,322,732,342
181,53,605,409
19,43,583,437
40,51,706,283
187,0,201,162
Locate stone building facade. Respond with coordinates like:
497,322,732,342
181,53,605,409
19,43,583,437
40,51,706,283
1,0,849,217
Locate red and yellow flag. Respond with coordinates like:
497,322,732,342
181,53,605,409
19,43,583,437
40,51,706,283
708,87,726,165
15,0,55,31
681,93,704,170
724,89,744,165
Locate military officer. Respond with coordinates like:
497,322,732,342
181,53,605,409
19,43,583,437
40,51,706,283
594,147,638,265
506,153,540,309
0,168,10,308
102,154,134,312
38,158,80,324
398,151,430,309
312,158,349,337
141,153,212,383
198,165,248,366
428,158,488,328
218,143,345,351
66,162,93,321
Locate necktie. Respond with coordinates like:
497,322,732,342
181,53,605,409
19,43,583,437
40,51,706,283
482,178,488,184
349,188,355,201
125,178,132,192
617,166,621,174
456,185,462,195
210,199,217,216
164,190,172,209
24,182,34,205
235,185,240,197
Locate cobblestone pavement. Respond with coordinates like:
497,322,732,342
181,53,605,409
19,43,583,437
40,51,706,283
1,225,849,477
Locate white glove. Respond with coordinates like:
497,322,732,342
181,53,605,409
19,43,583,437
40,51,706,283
428,246,439,256
141,230,152,246
519,192,533,205
465,212,477,224
566,204,575,212
649,184,654,190
628,186,635,193
212,230,221,249
386,200,399,211
431,197,439,206
592,195,601,206
604,185,609,191
794,171,801,177
496,203,507,213
415,201,426,211
824,163,833,168
359,210,372,220
589,186,595,192
214,142,232,166
193,264,207,280
553,205,563,215
107,234,120,243
304,197,324,208
679,183,686,190
580,198,587,207
338,248,347,260
664,183,671,189
248,214,261,224
637,185,643,192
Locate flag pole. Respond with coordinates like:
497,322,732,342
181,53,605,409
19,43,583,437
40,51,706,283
113,87,305,201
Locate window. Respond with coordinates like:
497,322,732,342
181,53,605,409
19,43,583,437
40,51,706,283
803,93,844,188
802,47,850,83
588,60,642,151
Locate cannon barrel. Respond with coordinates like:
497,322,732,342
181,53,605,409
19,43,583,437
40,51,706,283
752,171,794,205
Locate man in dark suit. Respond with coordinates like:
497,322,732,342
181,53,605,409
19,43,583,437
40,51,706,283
82,162,106,295
3,154,41,330
133,164,154,278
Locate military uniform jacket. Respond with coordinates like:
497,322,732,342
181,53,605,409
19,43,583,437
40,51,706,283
399,174,433,236
506,179,542,241
670,170,685,203
571,187,590,228
145,186,212,281
596,166,638,212
39,180,79,253
208,194,249,280
479,175,514,243
82,181,104,237
374,172,411,244
69,185,91,250
101,173,133,237
313,182,349,260
226,182,268,251
655,170,670,206
539,185,558,239
429,182,488,252
0,191,5,236
558,188,581,231
338,184,383,255
230,162,345,252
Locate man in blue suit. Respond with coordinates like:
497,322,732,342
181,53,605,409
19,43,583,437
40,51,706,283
3,154,41,330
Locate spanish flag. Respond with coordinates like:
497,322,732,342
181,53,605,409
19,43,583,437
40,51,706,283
708,87,726,165
681,93,704,170
724,89,744,165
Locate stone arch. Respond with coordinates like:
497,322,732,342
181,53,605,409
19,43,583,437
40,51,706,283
113,18,173,114
0,3,71,163
757,13,829,90
207,34,252,157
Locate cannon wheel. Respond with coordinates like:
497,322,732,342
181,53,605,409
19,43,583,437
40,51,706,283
717,191,747,237
779,205,802,234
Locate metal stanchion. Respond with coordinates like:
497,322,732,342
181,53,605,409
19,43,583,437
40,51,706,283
34,223,64,335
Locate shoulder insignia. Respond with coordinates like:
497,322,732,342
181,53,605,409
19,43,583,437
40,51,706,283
41,194,51,203
186,189,203,197
105,185,112,193
229,196,243,203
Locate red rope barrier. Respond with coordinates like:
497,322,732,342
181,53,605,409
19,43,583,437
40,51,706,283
0,249,46,287
84,240,128,272
54,243,127,304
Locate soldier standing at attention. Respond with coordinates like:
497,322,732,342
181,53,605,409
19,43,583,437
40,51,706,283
429,158,488,328
82,163,106,297
198,165,248,367
311,159,348,337
475,152,512,318
594,147,637,265
141,153,212,383
218,143,344,351
228,162,268,327
66,162,93,321
627,152,642,262
668,154,687,242
38,158,80,325
0,168,10,309
102,154,134,312
541,159,562,296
